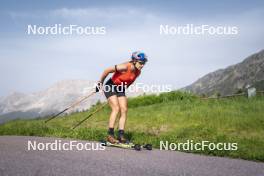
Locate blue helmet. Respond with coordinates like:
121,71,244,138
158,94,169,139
131,51,148,62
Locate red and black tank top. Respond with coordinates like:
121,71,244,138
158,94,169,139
111,62,141,86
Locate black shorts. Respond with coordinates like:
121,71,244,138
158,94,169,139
103,78,126,99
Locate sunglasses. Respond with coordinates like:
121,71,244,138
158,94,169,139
137,61,146,65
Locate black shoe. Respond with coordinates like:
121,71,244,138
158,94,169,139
117,135,127,143
106,135,119,144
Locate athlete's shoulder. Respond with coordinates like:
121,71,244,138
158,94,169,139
115,61,130,72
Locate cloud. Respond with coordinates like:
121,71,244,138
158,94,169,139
7,7,159,27
1,7,264,96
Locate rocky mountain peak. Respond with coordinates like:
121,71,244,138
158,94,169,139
182,49,264,96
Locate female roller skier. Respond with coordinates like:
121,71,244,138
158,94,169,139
97,51,148,143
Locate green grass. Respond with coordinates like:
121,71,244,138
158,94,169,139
0,91,264,162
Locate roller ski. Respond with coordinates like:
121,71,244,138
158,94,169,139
100,140,152,151
100,135,152,151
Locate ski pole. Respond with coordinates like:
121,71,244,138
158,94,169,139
45,91,96,123
72,102,108,129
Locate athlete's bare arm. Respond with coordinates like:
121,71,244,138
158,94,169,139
99,62,129,83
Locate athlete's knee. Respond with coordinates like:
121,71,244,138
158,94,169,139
111,105,120,113
120,106,127,114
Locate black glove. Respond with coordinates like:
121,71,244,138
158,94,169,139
95,82,102,92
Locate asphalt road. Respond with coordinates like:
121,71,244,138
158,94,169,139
0,136,263,176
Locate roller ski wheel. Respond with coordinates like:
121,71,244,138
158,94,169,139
133,144,141,151
143,144,152,150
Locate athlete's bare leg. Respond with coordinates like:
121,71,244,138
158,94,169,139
107,95,120,128
117,96,128,130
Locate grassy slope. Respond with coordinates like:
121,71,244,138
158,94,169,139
0,91,263,161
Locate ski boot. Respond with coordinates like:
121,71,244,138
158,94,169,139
117,134,128,143
106,135,119,144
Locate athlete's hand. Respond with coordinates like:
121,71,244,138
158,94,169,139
95,81,103,92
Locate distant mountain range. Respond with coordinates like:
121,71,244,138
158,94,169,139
0,80,99,123
182,49,264,96
1,49,263,123
0,80,143,123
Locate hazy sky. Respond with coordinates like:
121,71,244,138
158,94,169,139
0,0,264,96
